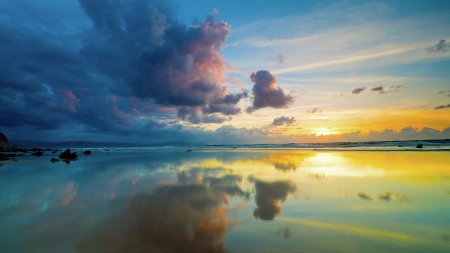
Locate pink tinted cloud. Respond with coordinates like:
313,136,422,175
57,90,80,113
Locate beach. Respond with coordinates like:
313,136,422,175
1,149,450,252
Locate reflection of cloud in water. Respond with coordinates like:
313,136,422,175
357,192,372,200
76,182,248,253
273,162,298,171
310,173,326,180
358,192,412,202
378,192,410,202
268,227,292,239
252,179,296,221
268,153,313,172
177,169,250,200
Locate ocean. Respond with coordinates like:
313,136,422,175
0,147,449,252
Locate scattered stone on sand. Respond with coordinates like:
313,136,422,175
59,149,78,160
83,150,91,155
32,151,43,156
416,144,423,148
50,158,60,162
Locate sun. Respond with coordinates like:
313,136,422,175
313,128,336,136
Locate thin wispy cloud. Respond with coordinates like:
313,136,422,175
427,39,449,53
370,85,406,94
265,54,285,64
352,87,367,94
434,104,450,110
307,108,323,114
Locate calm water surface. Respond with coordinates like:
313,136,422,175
1,150,450,252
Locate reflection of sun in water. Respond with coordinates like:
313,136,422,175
306,153,385,177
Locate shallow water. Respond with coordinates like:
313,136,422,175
1,150,449,252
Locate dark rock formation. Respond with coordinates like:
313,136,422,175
416,144,423,148
0,132,12,151
59,149,78,160
0,153,9,161
83,150,91,155
50,158,60,162
32,151,43,156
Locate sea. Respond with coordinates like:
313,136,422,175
1,141,449,252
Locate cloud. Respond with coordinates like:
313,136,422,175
357,192,372,200
0,0,249,141
251,179,296,221
352,87,366,94
76,184,232,253
265,54,285,64
434,104,450,110
427,39,449,53
307,108,323,114
378,192,410,202
370,85,405,94
246,70,295,113
272,116,296,126
333,92,344,99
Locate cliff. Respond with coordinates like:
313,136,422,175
0,132,12,150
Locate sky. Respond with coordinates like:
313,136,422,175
0,0,449,144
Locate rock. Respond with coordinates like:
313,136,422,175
59,148,78,160
186,149,192,152
0,132,12,151
50,158,60,162
416,144,423,148
5,154,17,157
83,150,91,155
32,151,43,156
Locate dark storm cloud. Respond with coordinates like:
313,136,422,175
427,39,449,53
202,91,249,115
272,116,296,126
434,104,450,110
246,70,295,113
0,0,247,141
352,87,366,94
78,0,245,117
251,179,296,221
177,107,232,124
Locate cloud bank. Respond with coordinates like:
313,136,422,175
0,0,250,139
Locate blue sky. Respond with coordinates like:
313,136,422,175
1,0,449,144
